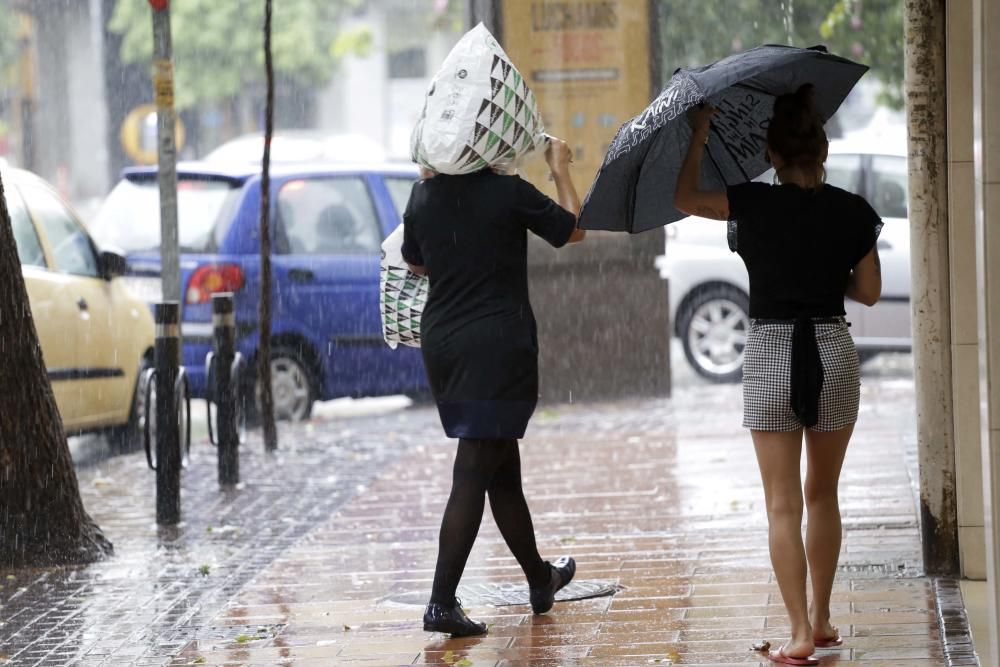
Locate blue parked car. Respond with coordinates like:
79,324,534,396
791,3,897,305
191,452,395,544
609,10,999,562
89,161,428,420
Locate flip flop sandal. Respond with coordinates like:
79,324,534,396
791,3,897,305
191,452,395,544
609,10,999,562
814,635,843,648
769,647,819,665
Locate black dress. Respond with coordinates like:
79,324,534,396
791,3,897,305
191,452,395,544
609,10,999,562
401,170,576,439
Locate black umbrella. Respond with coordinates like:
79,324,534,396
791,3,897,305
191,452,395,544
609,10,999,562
578,44,869,233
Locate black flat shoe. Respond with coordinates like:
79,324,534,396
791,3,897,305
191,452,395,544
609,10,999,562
423,599,488,637
530,556,576,615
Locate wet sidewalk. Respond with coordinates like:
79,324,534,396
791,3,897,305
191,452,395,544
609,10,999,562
1,373,980,666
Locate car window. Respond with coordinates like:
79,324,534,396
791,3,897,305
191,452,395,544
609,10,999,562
385,176,417,218
277,177,381,255
89,177,241,254
870,155,909,219
6,187,46,268
825,154,864,194
21,184,99,277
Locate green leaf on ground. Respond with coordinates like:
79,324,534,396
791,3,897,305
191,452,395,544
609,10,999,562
235,634,254,643
560,535,577,544
192,658,206,665
455,659,473,667
198,565,211,577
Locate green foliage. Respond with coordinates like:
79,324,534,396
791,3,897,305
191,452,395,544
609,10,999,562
109,0,363,109
819,0,904,108
0,0,19,79
656,0,904,110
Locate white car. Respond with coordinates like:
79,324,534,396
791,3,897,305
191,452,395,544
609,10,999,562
658,135,911,382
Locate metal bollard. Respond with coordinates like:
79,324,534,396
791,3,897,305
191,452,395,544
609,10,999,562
153,302,183,525
206,293,243,486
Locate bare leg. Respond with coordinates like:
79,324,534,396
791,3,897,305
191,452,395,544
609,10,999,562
752,429,814,659
804,424,853,641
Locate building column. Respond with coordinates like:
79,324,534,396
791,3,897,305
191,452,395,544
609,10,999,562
947,0,987,580
904,0,960,574
972,0,1000,659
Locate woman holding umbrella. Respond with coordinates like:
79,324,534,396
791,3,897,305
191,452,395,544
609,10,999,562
674,84,883,665
402,139,585,637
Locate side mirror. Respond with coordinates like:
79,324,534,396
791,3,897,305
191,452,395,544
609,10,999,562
99,249,129,280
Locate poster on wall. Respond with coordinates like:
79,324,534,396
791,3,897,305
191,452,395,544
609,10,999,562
501,0,652,197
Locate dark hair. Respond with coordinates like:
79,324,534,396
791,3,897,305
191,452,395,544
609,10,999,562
766,83,827,168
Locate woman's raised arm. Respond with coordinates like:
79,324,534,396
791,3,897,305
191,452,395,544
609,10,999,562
673,104,730,221
546,139,585,243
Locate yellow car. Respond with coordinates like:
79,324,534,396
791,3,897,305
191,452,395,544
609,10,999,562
6,167,155,449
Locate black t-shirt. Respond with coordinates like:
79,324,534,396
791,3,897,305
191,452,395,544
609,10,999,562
727,182,882,319
401,170,576,342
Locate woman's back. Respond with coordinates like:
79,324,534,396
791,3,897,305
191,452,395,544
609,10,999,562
728,182,882,319
403,170,575,335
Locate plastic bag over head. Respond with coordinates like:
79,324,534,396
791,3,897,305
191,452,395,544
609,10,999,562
410,23,547,175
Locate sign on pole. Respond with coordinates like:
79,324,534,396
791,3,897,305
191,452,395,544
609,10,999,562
150,1,180,307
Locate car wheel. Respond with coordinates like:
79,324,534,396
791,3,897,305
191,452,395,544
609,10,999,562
106,355,152,454
253,347,315,422
858,349,881,365
679,285,750,383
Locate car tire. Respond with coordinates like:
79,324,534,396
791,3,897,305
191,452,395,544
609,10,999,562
247,346,316,423
106,355,152,454
404,387,435,405
858,349,881,365
678,284,750,384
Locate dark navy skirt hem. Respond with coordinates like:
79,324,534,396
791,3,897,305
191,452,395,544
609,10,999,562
437,399,537,440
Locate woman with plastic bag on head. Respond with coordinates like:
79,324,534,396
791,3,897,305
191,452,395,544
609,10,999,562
403,137,586,636
399,23,587,638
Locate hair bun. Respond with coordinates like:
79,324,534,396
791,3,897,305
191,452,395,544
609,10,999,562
766,82,827,169
794,83,817,113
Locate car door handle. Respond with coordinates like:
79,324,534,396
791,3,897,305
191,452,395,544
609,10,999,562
878,239,892,250
288,268,315,283
77,298,89,311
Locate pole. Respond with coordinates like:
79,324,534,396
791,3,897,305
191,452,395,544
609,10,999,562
212,294,240,485
150,1,180,304
258,0,278,451
154,302,181,525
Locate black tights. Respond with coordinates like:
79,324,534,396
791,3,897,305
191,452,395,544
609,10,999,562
429,438,549,606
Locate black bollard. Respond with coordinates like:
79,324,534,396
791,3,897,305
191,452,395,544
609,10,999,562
212,293,240,486
154,302,182,525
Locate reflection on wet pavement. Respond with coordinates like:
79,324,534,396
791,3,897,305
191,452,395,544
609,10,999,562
0,355,980,665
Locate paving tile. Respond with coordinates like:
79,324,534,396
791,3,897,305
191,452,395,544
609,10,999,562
0,376,981,665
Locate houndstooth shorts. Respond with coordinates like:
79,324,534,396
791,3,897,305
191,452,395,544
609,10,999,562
742,318,860,432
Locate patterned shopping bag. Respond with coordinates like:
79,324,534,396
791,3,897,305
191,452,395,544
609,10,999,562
380,224,428,349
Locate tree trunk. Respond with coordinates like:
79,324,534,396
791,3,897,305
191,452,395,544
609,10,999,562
258,0,278,451
0,173,113,568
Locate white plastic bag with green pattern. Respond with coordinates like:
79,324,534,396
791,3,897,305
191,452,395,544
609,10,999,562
410,23,546,175
380,223,428,349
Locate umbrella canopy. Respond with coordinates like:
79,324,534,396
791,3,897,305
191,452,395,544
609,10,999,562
578,44,869,233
